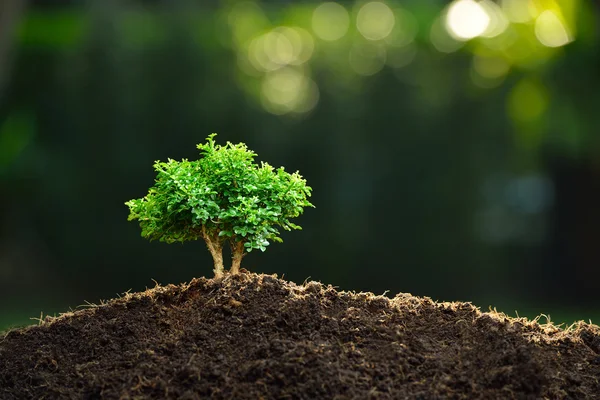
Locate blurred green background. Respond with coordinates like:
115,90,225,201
1,0,599,331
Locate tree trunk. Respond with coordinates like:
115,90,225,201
202,226,224,277
230,240,245,274
209,240,224,277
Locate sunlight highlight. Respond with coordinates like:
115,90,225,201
445,0,490,41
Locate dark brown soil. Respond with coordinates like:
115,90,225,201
1,272,599,399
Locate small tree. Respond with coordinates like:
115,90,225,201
125,134,313,277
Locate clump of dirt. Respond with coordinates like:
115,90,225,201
1,272,599,399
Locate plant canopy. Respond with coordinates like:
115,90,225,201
126,134,313,277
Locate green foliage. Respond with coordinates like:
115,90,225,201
126,134,313,274
0,111,35,172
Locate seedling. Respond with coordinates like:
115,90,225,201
126,134,313,277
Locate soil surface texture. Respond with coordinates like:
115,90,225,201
1,271,599,399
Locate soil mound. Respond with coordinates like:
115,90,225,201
1,272,599,399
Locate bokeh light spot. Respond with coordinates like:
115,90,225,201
430,17,464,53
470,57,508,89
535,10,572,48
261,68,319,114
507,79,549,123
470,68,505,89
228,2,269,48
479,0,509,38
445,0,490,41
384,8,418,47
248,35,277,72
349,42,387,76
292,28,315,65
312,2,350,41
357,2,395,41
386,43,417,69
295,80,320,114
473,55,510,79
264,30,295,65
501,0,537,23
248,27,314,72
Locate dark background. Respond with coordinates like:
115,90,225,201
1,0,599,330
